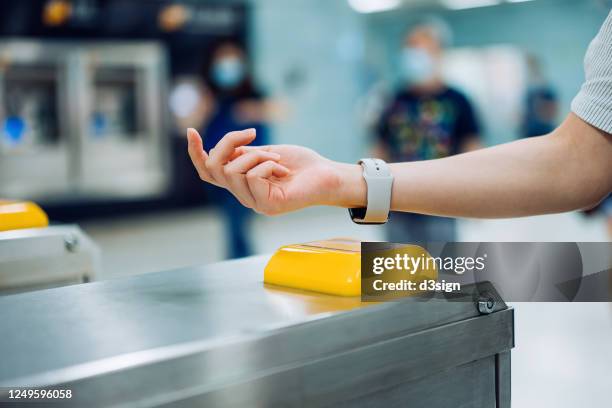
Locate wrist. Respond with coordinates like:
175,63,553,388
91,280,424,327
327,162,366,208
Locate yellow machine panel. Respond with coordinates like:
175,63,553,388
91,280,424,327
0,200,49,232
264,238,361,297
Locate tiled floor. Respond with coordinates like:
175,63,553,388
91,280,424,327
80,207,611,407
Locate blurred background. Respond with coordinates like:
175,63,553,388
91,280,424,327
0,1,611,406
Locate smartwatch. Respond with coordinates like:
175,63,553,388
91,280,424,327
349,158,394,224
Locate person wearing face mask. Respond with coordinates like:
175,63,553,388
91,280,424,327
373,18,481,243
200,41,271,259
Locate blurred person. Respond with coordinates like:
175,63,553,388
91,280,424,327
373,19,481,242
186,12,612,226
199,41,271,259
522,54,560,137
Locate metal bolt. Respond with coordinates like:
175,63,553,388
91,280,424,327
64,234,79,252
478,296,496,314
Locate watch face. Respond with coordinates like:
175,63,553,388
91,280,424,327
349,208,387,225
349,207,367,221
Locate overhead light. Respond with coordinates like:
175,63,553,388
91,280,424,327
43,0,72,27
158,4,190,32
506,0,535,3
441,0,501,10
347,0,402,14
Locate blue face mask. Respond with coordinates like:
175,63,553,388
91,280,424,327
212,57,245,89
400,47,435,85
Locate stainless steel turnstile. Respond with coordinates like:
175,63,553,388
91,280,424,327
0,256,514,407
0,225,100,294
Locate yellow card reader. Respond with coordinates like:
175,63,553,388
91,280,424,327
0,200,49,232
264,238,361,297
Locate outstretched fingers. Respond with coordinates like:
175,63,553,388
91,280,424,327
187,127,291,214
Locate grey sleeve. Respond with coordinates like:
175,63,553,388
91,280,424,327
571,10,612,133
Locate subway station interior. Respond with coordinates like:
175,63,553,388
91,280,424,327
0,1,611,406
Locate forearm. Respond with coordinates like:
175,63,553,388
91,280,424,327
336,114,612,218
391,135,578,218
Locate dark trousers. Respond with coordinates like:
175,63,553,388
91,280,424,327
207,186,253,259
223,193,252,259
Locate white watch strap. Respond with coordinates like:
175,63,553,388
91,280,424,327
349,158,393,224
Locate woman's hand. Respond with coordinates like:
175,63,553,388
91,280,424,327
187,128,365,215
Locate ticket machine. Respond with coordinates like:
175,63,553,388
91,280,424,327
0,41,169,203
0,42,72,200
78,43,168,199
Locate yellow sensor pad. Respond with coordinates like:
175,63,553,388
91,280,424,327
264,238,361,297
0,200,49,232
